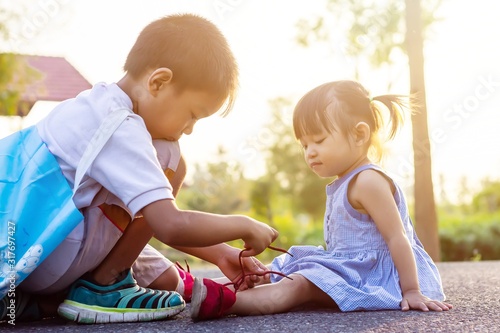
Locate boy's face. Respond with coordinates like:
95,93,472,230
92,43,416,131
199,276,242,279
139,79,225,141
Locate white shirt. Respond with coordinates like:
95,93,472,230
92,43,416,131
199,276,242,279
36,82,177,217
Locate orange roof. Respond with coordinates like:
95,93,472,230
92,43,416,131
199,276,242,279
19,54,92,104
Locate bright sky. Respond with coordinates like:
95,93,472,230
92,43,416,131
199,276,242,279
2,0,500,202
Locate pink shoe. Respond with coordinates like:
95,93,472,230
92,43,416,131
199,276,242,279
175,261,194,302
190,278,236,321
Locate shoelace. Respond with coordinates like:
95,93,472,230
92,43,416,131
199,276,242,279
175,260,191,277
224,245,293,291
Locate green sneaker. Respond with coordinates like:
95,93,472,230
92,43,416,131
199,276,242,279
57,269,185,324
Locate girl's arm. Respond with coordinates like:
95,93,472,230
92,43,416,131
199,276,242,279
142,198,278,257
349,169,451,312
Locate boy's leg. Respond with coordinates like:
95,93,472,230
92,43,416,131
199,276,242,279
89,215,153,285
146,266,180,291
57,157,188,323
91,156,186,285
132,244,194,302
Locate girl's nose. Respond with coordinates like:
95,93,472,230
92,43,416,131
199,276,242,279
305,147,317,158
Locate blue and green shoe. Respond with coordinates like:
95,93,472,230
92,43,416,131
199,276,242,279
57,269,185,324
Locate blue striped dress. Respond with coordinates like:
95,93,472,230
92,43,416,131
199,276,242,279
270,164,446,311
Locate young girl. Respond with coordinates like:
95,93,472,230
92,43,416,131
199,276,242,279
190,80,453,320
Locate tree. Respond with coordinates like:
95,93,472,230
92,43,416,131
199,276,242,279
176,146,250,215
0,8,21,115
405,0,440,260
0,5,40,116
250,177,274,224
295,0,442,260
0,53,21,115
0,53,40,116
472,179,500,213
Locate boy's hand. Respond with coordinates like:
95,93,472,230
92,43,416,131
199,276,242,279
401,290,453,312
242,218,279,256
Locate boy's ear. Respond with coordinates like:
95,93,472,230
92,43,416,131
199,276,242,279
353,121,370,146
147,68,173,95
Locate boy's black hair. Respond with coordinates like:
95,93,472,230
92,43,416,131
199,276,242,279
124,14,239,115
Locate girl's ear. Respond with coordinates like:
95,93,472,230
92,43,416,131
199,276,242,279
353,121,371,146
147,68,173,96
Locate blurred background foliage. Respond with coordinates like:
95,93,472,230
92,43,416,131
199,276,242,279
1,1,498,266
0,4,41,116
153,98,500,265
157,0,500,266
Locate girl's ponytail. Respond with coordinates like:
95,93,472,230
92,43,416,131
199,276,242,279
370,95,409,140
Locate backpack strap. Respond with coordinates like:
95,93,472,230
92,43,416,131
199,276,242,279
73,108,131,193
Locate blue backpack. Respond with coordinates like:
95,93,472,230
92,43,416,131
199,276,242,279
0,109,130,297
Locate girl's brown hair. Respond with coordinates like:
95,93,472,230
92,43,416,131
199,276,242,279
293,80,408,160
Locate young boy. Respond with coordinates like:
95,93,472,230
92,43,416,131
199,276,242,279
2,13,277,324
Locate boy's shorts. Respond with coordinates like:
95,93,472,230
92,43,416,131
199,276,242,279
20,139,180,295
20,205,173,294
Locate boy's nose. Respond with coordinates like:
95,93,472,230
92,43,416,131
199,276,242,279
183,122,195,135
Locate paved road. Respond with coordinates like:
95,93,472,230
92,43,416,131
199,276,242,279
3,260,499,332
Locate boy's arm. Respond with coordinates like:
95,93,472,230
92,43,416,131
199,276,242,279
173,243,238,265
142,199,277,257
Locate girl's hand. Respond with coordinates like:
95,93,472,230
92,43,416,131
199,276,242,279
241,218,279,256
238,256,271,290
218,253,270,291
401,290,453,312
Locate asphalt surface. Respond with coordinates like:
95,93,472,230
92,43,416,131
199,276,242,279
2,260,499,333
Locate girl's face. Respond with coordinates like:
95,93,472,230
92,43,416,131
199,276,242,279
299,126,367,178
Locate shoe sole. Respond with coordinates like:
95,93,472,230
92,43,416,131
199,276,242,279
190,277,207,320
57,300,185,324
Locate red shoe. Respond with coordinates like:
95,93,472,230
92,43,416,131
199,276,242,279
175,261,194,302
190,278,236,321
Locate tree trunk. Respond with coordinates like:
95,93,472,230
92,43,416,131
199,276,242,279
405,0,440,261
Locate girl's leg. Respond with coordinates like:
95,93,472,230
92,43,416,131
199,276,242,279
229,274,336,316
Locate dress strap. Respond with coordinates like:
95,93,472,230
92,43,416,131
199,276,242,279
327,163,383,194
